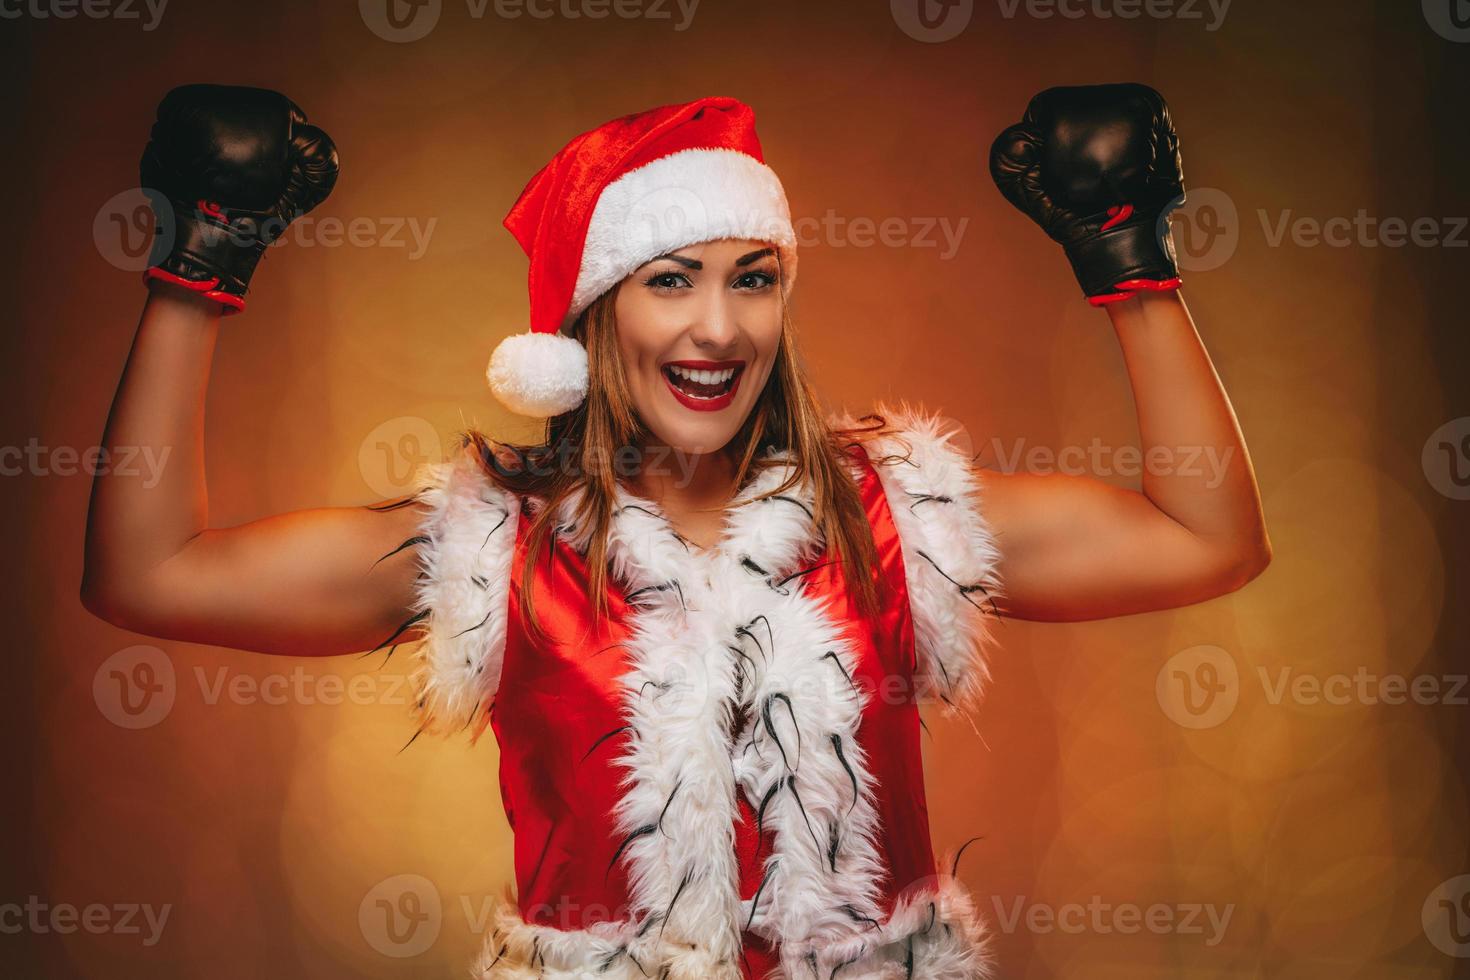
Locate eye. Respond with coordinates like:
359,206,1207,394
643,270,692,292
734,268,778,291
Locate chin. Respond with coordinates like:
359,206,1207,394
634,359,766,457
642,406,751,458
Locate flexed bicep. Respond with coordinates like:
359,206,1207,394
976,466,1262,622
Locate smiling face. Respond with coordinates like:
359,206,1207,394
612,238,785,456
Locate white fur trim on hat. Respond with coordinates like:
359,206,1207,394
564,146,798,329
486,330,589,418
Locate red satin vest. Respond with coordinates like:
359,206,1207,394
492,451,934,973
412,410,999,978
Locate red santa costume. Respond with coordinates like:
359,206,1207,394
407,97,1003,979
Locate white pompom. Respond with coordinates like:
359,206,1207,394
486,330,589,418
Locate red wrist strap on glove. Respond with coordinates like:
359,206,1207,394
142,267,247,315
1088,276,1184,307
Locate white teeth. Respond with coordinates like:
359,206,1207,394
667,365,736,385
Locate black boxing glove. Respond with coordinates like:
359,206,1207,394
990,83,1184,306
140,84,339,314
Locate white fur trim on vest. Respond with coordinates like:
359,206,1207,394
408,446,520,736
476,875,993,980
486,329,589,418
856,406,1004,717
467,430,996,979
782,873,995,977
566,146,799,329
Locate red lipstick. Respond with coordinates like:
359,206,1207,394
661,359,745,412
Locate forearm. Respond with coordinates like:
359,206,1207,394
1104,291,1269,560
83,283,221,599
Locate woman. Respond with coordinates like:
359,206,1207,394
83,85,1270,978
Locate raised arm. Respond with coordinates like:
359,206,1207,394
977,291,1269,621
82,285,430,656
82,84,429,657
981,83,1270,621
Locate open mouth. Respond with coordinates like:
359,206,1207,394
661,360,745,411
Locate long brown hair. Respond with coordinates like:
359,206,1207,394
462,280,888,636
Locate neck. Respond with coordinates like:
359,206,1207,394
629,439,739,513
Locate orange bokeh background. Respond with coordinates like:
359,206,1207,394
4,1,1468,977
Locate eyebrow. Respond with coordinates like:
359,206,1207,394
646,247,777,271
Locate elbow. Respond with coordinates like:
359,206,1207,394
80,572,124,626
80,538,123,624
1212,529,1273,596
80,570,150,633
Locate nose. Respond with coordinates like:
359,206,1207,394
686,289,741,354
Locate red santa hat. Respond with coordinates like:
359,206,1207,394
489,96,799,417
